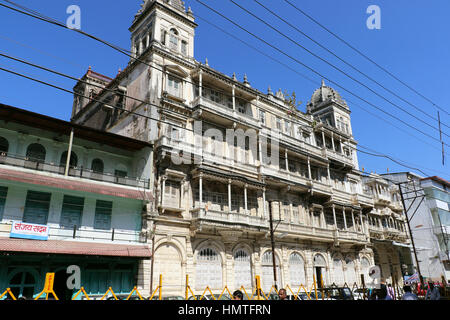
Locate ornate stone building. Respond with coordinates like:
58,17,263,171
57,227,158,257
71,0,412,296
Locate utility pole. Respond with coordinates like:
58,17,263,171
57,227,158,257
150,222,157,294
268,201,278,290
398,181,424,288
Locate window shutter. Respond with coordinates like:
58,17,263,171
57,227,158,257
60,195,84,229
94,200,112,230
23,191,51,225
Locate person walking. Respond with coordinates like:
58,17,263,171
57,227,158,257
425,282,441,300
401,285,419,300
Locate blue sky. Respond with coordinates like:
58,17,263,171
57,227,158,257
0,0,448,179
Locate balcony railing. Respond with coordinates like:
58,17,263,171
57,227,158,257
0,153,150,189
0,221,145,244
190,207,268,229
191,96,260,128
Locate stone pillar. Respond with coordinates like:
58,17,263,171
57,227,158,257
262,188,267,218
161,175,167,207
307,157,312,180
244,184,248,214
199,173,203,208
232,85,236,111
343,207,348,230
332,204,337,229
285,149,289,172
360,210,364,234
228,179,232,212
331,133,335,152
351,209,356,232
199,70,203,98
327,164,331,186
321,129,326,149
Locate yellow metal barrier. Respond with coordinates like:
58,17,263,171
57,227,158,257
126,286,144,300
100,287,118,300
149,274,163,300
0,288,17,300
35,273,59,300
72,287,90,300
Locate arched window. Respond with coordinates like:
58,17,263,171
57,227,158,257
8,270,38,299
195,247,222,290
26,143,46,162
360,257,370,283
345,258,357,286
169,28,178,50
261,251,281,291
289,253,306,287
60,151,78,168
91,158,104,174
333,258,345,286
0,137,8,155
234,249,252,290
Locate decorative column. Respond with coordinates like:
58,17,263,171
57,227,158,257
332,204,337,230
262,187,267,218
327,164,331,186
228,179,232,212
343,207,348,230
359,210,364,234
351,209,356,232
232,85,236,112
339,138,344,154
199,70,203,99
244,184,248,214
199,173,203,208
321,129,326,149
285,149,289,171
331,132,335,152
320,208,325,229
161,175,167,207
307,156,312,180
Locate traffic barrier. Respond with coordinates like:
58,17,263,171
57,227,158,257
0,288,16,300
72,287,90,300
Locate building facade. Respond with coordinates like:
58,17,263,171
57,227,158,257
0,104,153,299
384,172,449,283
69,0,412,296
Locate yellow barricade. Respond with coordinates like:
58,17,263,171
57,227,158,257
0,288,17,300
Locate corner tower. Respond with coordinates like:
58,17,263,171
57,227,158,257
130,0,197,60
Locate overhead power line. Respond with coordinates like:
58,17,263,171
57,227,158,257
0,63,440,179
252,0,450,131
228,0,449,139
0,1,447,176
282,0,450,118
192,0,449,149
1,0,448,153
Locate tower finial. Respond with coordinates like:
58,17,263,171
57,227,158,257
321,79,326,87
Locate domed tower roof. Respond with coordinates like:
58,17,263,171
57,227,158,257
307,79,348,113
134,0,187,22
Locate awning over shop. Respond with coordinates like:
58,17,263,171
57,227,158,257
0,238,151,258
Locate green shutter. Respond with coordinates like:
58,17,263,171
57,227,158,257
60,195,84,229
0,186,8,220
94,200,112,230
23,191,51,225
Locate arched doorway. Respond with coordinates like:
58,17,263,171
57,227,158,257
345,258,357,286
313,254,327,288
195,247,222,290
333,258,345,286
289,252,306,287
233,249,252,290
261,251,281,292
153,243,183,295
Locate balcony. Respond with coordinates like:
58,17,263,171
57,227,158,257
0,153,149,189
322,148,354,168
190,207,268,229
191,96,260,129
0,221,145,244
